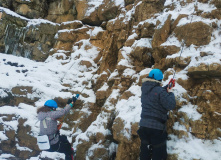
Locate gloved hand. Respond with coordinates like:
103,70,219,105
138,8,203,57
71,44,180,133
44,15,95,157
167,87,173,92
67,98,72,104
72,96,77,103
168,78,175,89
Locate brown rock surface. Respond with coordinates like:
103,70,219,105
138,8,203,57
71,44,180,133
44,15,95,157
188,63,221,78
174,22,213,46
135,0,166,22
1,0,221,159
152,14,172,48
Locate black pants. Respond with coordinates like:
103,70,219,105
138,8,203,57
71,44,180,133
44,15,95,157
137,127,167,160
47,135,73,160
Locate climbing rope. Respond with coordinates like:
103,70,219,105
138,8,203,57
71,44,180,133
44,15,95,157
58,65,99,130
171,0,198,79
60,60,77,83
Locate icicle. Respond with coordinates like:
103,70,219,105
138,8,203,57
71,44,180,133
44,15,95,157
24,50,31,59
23,29,28,43
4,24,9,36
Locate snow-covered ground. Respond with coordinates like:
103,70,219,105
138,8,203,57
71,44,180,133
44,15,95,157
0,39,100,159
0,0,221,159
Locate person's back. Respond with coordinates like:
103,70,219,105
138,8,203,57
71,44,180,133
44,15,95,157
138,69,176,160
37,98,77,160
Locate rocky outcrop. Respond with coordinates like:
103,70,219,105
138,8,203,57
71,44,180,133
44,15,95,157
0,0,121,25
174,21,213,46
1,0,221,160
135,0,166,22
0,0,48,19
168,78,221,140
0,116,39,159
76,0,121,26
152,14,172,48
51,21,90,56
46,0,77,23
0,10,59,61
188,63,221,78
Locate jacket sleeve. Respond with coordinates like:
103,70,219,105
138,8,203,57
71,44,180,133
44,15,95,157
159,88,176,111
48,104,72,120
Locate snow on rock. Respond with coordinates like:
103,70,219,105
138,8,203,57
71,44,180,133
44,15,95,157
168,134,221,160
0,0,221,159
178,103,202,121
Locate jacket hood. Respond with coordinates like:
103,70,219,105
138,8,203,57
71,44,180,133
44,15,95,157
141,77,162,93
142,78,162,84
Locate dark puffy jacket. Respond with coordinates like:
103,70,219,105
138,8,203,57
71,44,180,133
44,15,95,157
139,78,176,130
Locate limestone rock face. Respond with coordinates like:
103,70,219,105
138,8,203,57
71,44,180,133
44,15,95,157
46,0,77,23
135,0,166,22
0,11,58,61
11,86,39,106
131,45,153,71
211,0,221,8
174,22,213,46
1,0,119,24
75,0,120,26
1,0,221,160
53,24,90,55
10,0,48,19
152,14,172,48
136,21,155,38
188,63,221,78
168,78,221,140
0,116,40,159
152,45,181,70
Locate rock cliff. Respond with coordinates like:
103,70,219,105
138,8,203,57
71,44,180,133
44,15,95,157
0,0,221,159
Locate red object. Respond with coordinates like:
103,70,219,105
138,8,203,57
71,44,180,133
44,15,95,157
57,121,63,130
71,148,74,160
168,78,175,89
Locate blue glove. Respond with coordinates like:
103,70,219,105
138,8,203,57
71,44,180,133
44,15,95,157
67,98,72,104
72,96,77,103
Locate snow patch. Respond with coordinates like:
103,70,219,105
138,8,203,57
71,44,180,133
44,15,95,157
178,103,202,121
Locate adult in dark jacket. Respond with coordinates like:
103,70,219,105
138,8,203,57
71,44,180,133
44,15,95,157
138,69,176,160
37,97,77,160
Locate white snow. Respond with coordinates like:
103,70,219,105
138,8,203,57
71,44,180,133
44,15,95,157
115,85,141,139
0,7,58,28
0,7,28,21
61,20,82,25
88,27,104,37
132,38,152,48
0,0,221,159
168,134,221,160
0,89,8,98
0,154,15,160
16,143,32,152
127,33,138,40
29,151,65,160
0,24,100,158
0,132,8,141
97,82,109,91
85,0,104,17
173,122,187,131
178,103,202,121
118,47,133,68
114,0,125,7
0,103,38,135
122,68,136,77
